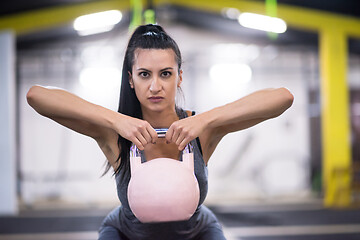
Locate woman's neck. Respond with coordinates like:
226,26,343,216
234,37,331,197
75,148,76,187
142,108,179,128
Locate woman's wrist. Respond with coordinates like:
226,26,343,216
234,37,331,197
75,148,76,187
107,111,125,133
196,110,216,130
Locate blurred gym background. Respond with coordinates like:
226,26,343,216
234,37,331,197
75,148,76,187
1,0,360,239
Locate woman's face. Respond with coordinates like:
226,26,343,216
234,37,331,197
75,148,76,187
130,48,182,113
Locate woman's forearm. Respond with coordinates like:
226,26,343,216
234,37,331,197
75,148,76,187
27,85,158,148
26,85,119,130
199,87,294,130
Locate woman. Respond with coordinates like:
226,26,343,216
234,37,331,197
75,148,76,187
27,24,294,239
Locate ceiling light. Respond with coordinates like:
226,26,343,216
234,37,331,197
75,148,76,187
221,8,240,20
238,12,287,33
74,10,122,35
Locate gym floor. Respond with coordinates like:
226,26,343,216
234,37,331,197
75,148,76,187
1,202,360,240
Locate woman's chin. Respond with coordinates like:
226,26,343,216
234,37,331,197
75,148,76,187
143,104,173,113
143,104,165,113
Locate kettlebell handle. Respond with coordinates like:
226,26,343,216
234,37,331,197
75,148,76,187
130,128,193,157
155,128,168,138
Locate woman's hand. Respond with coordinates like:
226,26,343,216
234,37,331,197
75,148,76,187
115,114,158,150
166,115,206,151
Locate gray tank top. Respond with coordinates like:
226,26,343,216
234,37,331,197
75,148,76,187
114,109,210,239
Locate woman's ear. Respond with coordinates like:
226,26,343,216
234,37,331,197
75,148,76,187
177,70,183,87
128,71,134,88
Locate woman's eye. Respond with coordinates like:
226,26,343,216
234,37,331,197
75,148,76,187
161,71,171,77
139,72,149,78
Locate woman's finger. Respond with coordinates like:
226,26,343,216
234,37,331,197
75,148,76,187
135,133,148,149
132,137,144,150
147,125,158,143
171,128,181,144
140,126,152,144
175,133,186,146
178,137,190,151
165,125,174,143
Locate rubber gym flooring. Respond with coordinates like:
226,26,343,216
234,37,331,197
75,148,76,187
0,203,360,240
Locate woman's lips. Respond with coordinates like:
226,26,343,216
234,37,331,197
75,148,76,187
148,97,164,103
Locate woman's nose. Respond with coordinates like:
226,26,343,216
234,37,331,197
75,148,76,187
149,77,161,92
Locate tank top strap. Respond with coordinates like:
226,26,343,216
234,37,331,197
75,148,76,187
176,107,189,119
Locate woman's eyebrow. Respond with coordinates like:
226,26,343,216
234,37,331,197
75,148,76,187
136,67,174,72
160,67,174,71
136,68,150,72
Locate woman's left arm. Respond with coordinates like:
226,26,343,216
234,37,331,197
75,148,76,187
167,88,294,152
202,87,294,136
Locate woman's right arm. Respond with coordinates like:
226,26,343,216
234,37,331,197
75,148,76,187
26,85,157,167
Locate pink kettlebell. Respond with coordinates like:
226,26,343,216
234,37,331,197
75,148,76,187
127,129,200,223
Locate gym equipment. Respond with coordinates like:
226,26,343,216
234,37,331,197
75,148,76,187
127,129,200,223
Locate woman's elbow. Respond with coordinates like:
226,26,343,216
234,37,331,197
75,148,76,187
268,88,294,118
26,85,43,106
279,87,294,108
